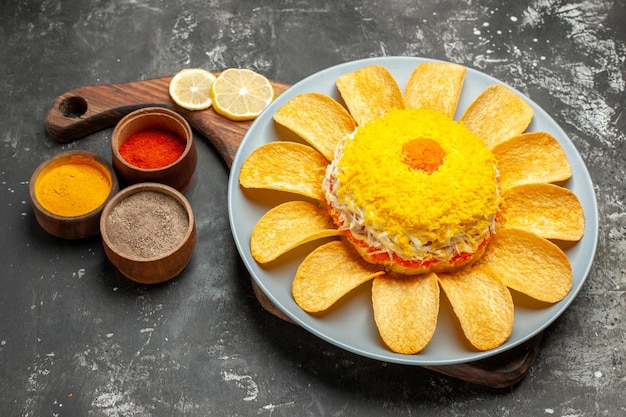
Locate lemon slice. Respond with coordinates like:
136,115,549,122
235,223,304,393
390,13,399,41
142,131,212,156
210,68,274,121
169,68,216,110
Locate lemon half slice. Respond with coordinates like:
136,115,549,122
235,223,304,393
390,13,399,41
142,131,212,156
210,68,274,121
169,68,216,111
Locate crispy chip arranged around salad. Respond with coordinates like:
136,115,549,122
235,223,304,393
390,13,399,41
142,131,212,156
251,201,341,263
292,240,384,312
477,228,573,303
492,132,573,190
404,62,466,118
273,92,356,161
336,65,404,126
239,141,328,201
372,273,440,354
438,267,514,351
500,184,585,241
461,84,534,149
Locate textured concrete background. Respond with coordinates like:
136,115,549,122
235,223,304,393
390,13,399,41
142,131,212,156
1,0,624,416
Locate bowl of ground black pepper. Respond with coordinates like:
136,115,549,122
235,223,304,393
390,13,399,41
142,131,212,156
111,107,197,193
100,182,197,284
29,150,119,239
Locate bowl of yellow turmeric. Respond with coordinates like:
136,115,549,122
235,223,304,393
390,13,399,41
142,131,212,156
29,150,119,239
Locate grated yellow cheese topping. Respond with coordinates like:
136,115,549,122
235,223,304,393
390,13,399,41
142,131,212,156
325,108,499,260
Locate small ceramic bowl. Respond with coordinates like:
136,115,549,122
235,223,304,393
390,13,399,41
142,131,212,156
111,107,197,193
100,182,197,284
29,150,119,239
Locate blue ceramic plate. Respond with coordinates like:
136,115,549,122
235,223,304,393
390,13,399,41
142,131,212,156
228,56,598,366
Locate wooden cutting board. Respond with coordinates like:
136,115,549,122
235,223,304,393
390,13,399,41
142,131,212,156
45,74,542,388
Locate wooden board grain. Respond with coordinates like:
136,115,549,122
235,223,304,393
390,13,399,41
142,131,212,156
45,74,290,167
45,75,541,388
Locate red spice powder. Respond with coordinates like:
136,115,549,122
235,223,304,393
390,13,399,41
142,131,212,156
119,129,186,169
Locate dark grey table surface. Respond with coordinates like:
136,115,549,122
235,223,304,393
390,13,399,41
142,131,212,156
2,1,624,416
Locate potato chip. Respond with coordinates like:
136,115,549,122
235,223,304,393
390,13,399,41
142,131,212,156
477,228,572,302
500,183,585,241
336,65,404,126
371,272,439,354
273,93,356,161
404,62,466,118
251,201,340,263
493,132,573,190
437,267,514,351
239,141,328,201
292,240,384,312
460,84,534,149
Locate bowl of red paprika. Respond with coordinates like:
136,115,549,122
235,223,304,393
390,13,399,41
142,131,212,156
29,150,120,239
111,107,197,193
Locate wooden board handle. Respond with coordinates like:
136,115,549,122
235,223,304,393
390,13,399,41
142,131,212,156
44,75,290,167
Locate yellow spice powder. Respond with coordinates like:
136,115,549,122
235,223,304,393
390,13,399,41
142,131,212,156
35,157,112,216
336,108,498,253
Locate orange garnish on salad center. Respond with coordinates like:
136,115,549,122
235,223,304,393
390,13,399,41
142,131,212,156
402,138,446,173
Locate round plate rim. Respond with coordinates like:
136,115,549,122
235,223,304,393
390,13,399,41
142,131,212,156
227,56,599,366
